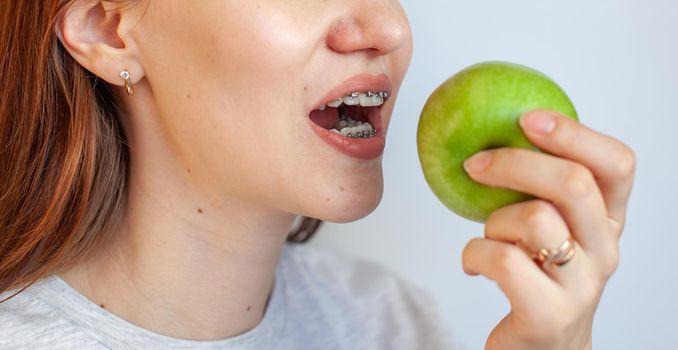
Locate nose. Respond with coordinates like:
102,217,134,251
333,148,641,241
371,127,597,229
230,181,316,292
327,1,410,57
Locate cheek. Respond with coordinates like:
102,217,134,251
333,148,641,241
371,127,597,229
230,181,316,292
138,1,316,122
136,2,388,220
136,5,314,166
202,3,315,92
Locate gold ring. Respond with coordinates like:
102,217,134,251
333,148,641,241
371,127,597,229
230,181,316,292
535,237,576,267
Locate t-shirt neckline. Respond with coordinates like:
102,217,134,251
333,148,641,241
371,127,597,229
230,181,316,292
27,248,290,349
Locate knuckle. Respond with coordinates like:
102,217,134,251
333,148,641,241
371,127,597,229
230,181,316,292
499,148,522,175
461,238,482,265
612,144,637,179
462,237,483,254
562,164,595,199
599,243,621,278
484,210,501,231
523,201,559,233
554,117,580,147
493,246,522,281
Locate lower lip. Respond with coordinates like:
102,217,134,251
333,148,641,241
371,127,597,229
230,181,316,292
308,108,385,160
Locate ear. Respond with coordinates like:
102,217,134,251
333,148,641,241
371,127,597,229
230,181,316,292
56,0,145,88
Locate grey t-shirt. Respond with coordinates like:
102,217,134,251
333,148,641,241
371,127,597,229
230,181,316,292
0,243,457,349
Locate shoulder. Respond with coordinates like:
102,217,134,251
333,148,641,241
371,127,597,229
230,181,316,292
0,280,107,349
280,243,457,349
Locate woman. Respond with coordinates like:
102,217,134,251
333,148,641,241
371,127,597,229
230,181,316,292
0,1,636,349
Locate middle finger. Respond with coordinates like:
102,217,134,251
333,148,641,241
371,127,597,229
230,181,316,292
464,147,610,254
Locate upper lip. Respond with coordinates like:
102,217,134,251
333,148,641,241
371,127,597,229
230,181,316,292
310,73,392,112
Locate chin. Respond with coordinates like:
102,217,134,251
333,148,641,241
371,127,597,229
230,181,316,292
312,177,384,224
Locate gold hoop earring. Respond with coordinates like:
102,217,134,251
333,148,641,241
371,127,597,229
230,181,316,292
119,70,134,96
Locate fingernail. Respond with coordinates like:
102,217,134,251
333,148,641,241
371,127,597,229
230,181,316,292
520,112,556,135
464,151,491,173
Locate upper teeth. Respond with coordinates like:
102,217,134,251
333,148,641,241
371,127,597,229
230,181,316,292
317,91,388,110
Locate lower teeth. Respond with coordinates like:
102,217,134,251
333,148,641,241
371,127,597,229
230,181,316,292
330,129,377,138
329,114,376,138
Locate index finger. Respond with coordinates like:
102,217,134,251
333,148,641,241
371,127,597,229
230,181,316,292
519,109,636,229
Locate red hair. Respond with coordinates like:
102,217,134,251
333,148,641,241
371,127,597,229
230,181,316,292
0,0,321,300
0,0,129,298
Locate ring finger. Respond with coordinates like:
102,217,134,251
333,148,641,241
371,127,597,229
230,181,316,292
464,147,609,255
484,199,588,286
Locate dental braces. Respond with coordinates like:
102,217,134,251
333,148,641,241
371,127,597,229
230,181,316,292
346,129,378,138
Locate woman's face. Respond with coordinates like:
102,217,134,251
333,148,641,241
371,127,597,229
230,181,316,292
131,0,412,223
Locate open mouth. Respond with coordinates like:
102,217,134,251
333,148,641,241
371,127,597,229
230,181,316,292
308,91,389,139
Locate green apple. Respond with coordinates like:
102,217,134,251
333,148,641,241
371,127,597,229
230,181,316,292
416,61,579,223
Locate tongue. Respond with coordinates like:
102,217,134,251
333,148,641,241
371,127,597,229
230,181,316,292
309,108,339,130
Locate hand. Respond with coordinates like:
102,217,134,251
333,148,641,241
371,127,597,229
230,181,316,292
460,109,636,350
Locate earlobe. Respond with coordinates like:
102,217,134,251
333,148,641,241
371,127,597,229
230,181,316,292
56,0,144,88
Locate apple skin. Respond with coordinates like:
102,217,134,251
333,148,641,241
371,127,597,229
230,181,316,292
416,61,579,223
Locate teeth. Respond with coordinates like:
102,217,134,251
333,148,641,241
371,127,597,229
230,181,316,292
343,92,360,106
327,98,343,108
358,92,384,107
344,128,377,138
331,114,377,138
340,124,374,137
329,126,377,138
316,90,389,111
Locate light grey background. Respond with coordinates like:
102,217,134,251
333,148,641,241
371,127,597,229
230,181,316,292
310,0,677,349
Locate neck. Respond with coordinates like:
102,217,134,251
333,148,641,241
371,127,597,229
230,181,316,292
60,166,296,340
59,95,297,340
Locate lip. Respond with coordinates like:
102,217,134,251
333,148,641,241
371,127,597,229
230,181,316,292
309,73,393,112
307,73,392,160
308,106,386,160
